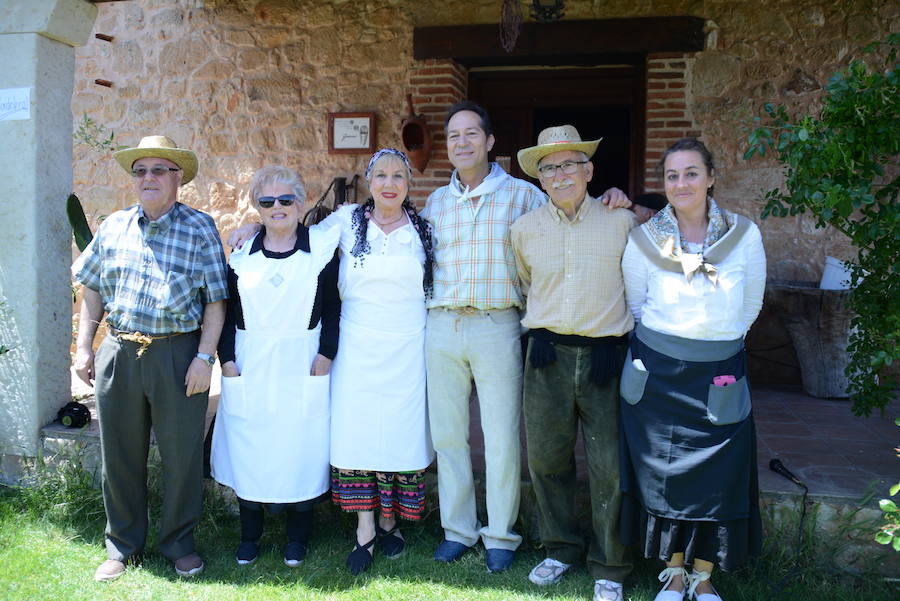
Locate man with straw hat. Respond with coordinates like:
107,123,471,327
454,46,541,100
511,125,636,600
423,103,631,574
73,135,228,581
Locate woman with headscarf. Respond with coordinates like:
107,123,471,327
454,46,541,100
619,138,766,601
326,148,435,575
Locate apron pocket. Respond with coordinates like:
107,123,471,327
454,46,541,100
302,374,331,419
220,375,251,419
619,349,649,405
706,376,751,425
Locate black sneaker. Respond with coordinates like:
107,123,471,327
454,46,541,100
283,541,307,567
236,540,258,565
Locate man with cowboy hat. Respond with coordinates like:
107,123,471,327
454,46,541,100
511,125,635,600
73,135,228,581
423,102,631,573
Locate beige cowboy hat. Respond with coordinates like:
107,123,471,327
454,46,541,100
113,135,198,185
517,125,602,179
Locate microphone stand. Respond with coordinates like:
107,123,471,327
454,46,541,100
765,458,809,601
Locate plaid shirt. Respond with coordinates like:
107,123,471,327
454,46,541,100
422,165,546,310
73,202,228,334
511,197,636,337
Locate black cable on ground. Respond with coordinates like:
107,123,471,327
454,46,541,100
765,459,809,601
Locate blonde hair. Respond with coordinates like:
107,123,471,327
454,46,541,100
249,165,306,205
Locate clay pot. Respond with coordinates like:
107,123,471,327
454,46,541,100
401,94,432,173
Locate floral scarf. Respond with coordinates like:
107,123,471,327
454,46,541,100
644,197,733,256
641,197,735,285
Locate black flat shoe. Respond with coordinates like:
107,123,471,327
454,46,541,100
376,523,406,558
346,535,376,575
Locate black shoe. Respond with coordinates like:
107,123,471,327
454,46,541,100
283,541,307,567
235,541,258,565
346,535,376,575
376,524,406,558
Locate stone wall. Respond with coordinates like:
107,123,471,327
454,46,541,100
70,0,897,382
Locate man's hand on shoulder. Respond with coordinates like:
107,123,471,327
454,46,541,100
227,223,262,249
600,187,632,210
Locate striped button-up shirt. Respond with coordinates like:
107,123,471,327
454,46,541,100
511,196,636,337
73,202,228,334
422,165,546,310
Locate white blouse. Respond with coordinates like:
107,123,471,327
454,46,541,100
621,220,766,341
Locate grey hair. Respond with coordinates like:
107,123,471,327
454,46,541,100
249,165,306,206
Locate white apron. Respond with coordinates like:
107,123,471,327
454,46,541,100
211,230,336,503
330,225,433,472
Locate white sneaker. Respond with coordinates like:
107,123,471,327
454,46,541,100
593,579,624,601
687,570,723,601
653,566,688,601
527,557,572,585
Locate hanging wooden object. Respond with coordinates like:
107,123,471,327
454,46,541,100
400,94,432,173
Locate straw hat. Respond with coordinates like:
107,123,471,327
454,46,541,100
517,125,601,178
113,135,198,185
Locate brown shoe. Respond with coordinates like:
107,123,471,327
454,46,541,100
94,559,126,582
174,553,204,577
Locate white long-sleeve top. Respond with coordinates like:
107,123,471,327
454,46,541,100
621,218,766,341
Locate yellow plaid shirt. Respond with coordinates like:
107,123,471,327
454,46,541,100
511,196,636,337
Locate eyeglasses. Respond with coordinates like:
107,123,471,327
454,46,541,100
257,194,297,208
537,160,589,178
131,166,181,178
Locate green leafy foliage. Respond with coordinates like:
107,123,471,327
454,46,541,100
744,34,900,418
73,113,125,154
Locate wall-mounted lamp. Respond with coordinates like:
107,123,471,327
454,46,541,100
530,0,565,23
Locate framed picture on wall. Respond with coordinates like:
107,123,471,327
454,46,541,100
327,112,376,154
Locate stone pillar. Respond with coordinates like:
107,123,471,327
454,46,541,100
0,0,97,482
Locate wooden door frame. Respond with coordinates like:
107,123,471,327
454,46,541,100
470,66,646,199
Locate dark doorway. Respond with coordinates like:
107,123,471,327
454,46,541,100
470,66,645,199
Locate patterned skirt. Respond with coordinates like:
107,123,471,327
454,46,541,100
330,468,426,521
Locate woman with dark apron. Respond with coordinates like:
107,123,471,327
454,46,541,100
619,139,766,601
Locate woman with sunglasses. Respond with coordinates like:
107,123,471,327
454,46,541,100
211,165,341,568
227,150,435,574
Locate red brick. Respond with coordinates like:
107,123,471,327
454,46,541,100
647,130,688,139
419,86,454,95
667,61,686,69
667,82,686,89
665,120,694,128
647,110,685,119
647,82,666,90
647,91,685,100
650,72,685,80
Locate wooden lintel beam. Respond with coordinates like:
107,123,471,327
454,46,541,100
414,17,705,65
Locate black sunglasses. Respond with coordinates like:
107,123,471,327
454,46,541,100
131,166,181,178
257,194,297,208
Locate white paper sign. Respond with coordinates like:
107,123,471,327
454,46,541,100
0,88,31,121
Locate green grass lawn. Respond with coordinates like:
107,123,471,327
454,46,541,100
0,466,896,601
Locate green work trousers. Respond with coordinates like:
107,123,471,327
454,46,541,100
523,339,632,583
94,330,207,562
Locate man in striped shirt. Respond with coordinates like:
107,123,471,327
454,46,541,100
424,103,629,573
73,136,228,582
